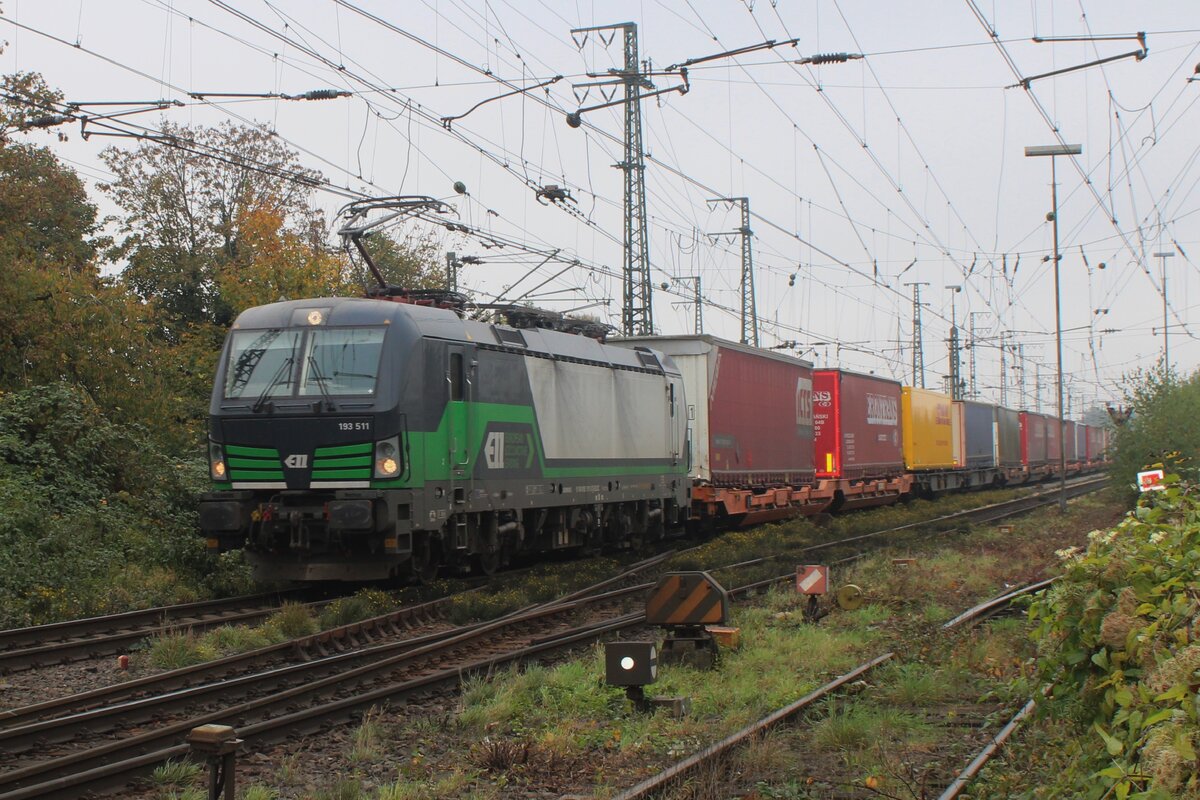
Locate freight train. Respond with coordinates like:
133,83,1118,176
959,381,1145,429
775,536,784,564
199,296,1109,582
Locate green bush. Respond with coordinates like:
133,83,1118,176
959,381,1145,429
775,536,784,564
0,383,252,626
1110,366,1200,496
1028,478,1200,798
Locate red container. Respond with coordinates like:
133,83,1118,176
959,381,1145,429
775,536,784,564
812,370,903,480
1019,411,1048,466
617,335,814,487
1046,416,1062,462
1063,420,1078,462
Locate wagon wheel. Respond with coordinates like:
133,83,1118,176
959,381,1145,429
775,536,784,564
412,535,442,584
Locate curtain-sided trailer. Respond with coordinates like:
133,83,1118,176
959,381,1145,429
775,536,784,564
614,335,827,526
812,369,911,510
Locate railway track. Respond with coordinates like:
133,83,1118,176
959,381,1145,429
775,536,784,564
0,475,1100,678
0,589,320,674
610,578,1059,799
0,478,1104,798
0,552,678,800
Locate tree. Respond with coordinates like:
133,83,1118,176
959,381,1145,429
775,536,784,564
0,71,68,143
99,121,326,331
0,142,98,270
1111,365,1200,494
218,206,354,312
357,229,447,290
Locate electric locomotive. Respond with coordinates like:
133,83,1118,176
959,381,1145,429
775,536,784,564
199,297,690,582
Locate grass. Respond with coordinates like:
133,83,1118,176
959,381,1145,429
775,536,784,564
875,662,967,705
241,786,279,800
147,632,215,670
149,759,204,799
139,589,404,672
429,488,1126,798
350,706,387,764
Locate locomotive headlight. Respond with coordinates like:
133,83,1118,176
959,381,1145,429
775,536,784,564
209,441,228,481
374,436,401,478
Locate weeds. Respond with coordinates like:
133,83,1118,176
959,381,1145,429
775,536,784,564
241,786,279,800
349,706,386,764
151,759,201,785
147,632,214,669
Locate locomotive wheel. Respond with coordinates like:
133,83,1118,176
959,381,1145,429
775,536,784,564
412,535,441,584
475,549,501,577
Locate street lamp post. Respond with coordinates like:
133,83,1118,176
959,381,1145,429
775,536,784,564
1153,250,1175,368
1025,143,1081,513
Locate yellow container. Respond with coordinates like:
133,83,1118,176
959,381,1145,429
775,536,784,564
901,387,956,469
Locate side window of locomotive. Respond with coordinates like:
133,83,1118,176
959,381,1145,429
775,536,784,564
449,352,465,401
669,383,676,416
300,327,386,396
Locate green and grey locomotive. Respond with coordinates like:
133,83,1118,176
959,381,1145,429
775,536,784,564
199,297,690,582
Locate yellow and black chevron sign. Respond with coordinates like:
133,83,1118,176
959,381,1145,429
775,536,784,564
645,571,729,626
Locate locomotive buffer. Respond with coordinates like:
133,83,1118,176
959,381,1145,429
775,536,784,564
645,571,729,669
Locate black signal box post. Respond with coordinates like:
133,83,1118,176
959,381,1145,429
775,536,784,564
605,641,657,686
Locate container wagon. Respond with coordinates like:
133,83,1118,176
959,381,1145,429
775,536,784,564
994,406,1024,480
812,369,910,509
901,387,969,493
1019,411,1049,472
1063,420,1078,466
957,400,997,470
614,335,826,525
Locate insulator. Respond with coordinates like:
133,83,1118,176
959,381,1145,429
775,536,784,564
29,114,71,128
808,52,854,65
290,89,348,101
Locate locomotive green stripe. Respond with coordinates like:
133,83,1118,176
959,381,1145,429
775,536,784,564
312,468,372,480
227,456,282,469
314,443,372,457
312,455,372,468
229,469,285,480
373,401,686,488
226,444,279,458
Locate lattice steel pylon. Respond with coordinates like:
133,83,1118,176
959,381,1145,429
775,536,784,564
904,281,930,388
570,22,655,336
708,196,757,346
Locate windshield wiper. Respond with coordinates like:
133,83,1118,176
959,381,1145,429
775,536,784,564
306,356,337,412
252,356,295,414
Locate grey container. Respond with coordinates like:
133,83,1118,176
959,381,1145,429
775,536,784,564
994,406,1022,468
957,400,996,468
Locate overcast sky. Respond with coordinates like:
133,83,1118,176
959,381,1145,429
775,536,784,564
3,1,1197,415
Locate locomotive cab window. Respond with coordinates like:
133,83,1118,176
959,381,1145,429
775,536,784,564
224,328,304,399
299,327,385,396
224,326,385,400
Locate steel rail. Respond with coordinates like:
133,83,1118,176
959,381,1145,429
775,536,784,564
0,550,671,729
937,698,1038,799
0,479,1107,798
942,578,1056,630
612,563,1074,798
0,599,651,799
0,591,458,730
0,590,314,669
611,654,896,800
